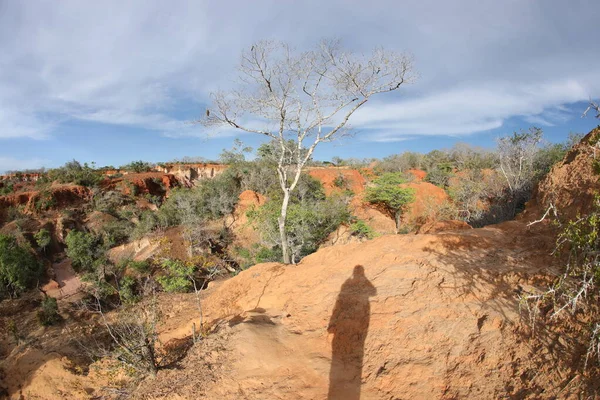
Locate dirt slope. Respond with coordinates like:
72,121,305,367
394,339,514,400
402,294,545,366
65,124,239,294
132,220,591,399
524,127,600,222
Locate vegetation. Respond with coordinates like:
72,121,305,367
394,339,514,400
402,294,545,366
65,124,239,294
120,160,153,173
157,259,197,293
37,296,60,326
201,39,415,263
349,220,376,239
34,228,51,253
365,173,415,233
65,230,106,272
249,175,351,263
0,234,42,298
522,196,600,367
48,160,102,187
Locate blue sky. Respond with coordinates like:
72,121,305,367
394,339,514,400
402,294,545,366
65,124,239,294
0,0,599,172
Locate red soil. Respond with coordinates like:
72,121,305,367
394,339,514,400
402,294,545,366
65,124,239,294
307,167,366,196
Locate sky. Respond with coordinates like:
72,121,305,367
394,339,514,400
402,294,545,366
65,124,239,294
0,0,599,172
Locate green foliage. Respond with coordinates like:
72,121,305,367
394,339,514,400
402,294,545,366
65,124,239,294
34,190,57,211
157,171,242,228
249,176,351,262
254,246,282,263
48,160,102,187
120,160,153,173
349,220,375,239
118,276,139,304
365,173,415,232
37,297,60,326
102,219,135,247
424,165,454,188
0,181,14,195
34,228,52,251
92,190,131,215
0,234,42,298
157,259,196,293
65,231,105,272
333,174,348,188
533,142,569,179
5,206,26,223
522,195,600,366
128,260,151,275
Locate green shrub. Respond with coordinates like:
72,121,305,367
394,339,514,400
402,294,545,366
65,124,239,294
333,174,348,188
65,231,105,272
37,297,60,326
157,259,196,293
5,206,25,223
34,228,52,253
0,181,14,195
349,220,375,239
128,260,151,275
249,176,350,262
425,166,454,188
0,234,42,298
34,190,57,211
102,220,135,247
118,276,139,304
48,160,102,187
255,246,282,264
120,160,153,173
92,190,131,215
365,173,415,233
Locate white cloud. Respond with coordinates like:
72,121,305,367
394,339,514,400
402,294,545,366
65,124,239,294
0,0,598,142
350,79,591,140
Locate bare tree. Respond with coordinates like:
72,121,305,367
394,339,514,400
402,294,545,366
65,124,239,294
497,127,543,214
200,39,416,263
583,100,600,119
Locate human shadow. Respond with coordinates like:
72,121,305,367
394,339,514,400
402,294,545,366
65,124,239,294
327,265,377,400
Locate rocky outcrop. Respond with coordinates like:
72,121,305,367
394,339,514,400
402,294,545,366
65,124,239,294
307,167,366,196
155,163,228,186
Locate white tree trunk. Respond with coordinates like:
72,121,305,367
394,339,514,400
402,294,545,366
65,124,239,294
279,189,291,264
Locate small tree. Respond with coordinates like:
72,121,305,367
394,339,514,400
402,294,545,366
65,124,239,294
497,127,543,210
365,173,415,233
0,234,42,298
37,296,60,326
65,230,105,272
201,39,415,263
34,228,52,254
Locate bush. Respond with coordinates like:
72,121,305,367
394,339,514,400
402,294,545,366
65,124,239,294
0,234,42,298
333,174,348,188
157,259,196,293
120,160,153,173
118,276,139,304
34,190,57,211
92,190,131,215
349,220,375,239
249,176,351,263
65,231,105,272
37,297,60,326
522,195,600,367
48,160,102,187
0,181,14,195
365,173,415,233
128,260,151,275
424,164,454,188
34,228,52,253
102,220,135,247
